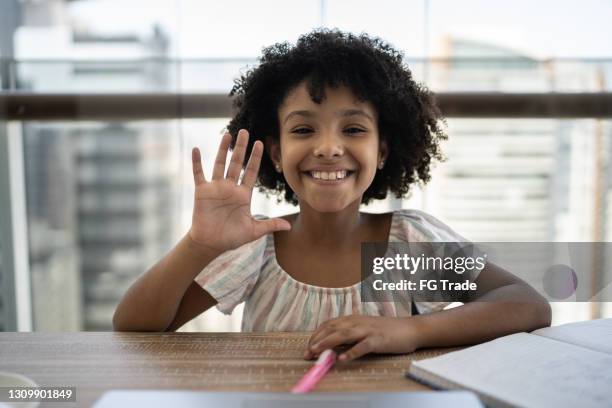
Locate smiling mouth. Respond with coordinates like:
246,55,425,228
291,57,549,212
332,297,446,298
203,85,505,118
302,171,355,183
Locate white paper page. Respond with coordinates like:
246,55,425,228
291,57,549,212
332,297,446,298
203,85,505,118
532,318,612,355
412,332,612,408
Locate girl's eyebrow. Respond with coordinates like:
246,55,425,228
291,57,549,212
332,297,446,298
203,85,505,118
338,109,374,123
283,109,374,124
283,110,314,124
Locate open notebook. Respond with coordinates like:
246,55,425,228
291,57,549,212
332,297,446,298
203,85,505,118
407,318,612,408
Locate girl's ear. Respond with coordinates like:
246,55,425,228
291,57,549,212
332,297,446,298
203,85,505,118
379,139,389,163
267,138,282,171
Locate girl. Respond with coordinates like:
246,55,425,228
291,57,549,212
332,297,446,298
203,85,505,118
113,30,551,362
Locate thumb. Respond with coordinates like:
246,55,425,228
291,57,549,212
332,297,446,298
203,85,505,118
253,218,292,237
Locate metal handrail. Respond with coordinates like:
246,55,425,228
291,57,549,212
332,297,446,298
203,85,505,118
1,92,611,120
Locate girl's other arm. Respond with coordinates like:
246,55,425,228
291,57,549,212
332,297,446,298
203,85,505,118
164,280,218,332
412,261,551,348
112,234,220,332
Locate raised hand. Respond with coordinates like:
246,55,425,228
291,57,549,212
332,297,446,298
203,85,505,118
188,129,291,254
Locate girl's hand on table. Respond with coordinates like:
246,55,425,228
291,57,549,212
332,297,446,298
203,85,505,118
189,129,291,254
304,315,421,362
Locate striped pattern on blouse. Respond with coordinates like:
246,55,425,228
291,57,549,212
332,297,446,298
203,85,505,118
195,209,481,332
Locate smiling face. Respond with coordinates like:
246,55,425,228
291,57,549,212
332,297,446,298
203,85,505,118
269,81,387,213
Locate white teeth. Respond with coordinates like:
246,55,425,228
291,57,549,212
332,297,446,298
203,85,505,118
310,170,349,180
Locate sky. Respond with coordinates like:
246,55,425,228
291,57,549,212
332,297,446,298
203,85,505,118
66,0,612,59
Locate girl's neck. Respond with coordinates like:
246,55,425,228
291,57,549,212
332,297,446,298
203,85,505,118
291,201,366,249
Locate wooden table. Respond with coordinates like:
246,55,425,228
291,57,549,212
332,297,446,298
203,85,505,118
0,332,461,407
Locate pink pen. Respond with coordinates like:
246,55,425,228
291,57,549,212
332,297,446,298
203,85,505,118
291,349,337,394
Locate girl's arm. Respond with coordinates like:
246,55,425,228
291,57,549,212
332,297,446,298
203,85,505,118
409,261,551,348
305,262,551,361
113,130,291,332
112,234,220,332
164,280,218,332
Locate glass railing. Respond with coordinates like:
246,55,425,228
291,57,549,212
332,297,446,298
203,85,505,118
1,58,612,332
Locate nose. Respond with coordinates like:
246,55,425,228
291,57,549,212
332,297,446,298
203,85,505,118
313,130,344,159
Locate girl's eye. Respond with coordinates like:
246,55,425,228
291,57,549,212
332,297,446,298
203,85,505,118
344,127,366,134
291,128,312,135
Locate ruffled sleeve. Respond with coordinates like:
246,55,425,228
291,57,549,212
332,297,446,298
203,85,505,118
391,209,485,314
194,216,268,315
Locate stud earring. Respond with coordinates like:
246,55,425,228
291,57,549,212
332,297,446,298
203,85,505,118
378,160,385,170
275,163,282,173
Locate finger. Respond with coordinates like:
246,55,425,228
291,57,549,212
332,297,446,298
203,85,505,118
308,318,344,349
304,349,316,360
307,326,333,352
309,328,365,356
252,218,291,239
226,129,248,183
304,323,359,360
304,328,338,359
304,330,323,359
241,140,263,189
337,337,377,362
191,147,206,185
212,133,231,180
304,328,327,359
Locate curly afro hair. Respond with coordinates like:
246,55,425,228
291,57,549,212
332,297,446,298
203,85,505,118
227,29,447,206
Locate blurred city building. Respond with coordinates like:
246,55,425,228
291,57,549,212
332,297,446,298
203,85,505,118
0,241,5,331
13,0,178,330
427,37,607,243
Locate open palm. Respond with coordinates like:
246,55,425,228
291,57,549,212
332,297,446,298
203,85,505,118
188,129,291,253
